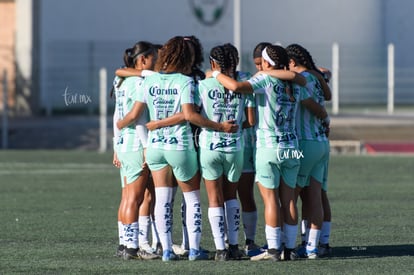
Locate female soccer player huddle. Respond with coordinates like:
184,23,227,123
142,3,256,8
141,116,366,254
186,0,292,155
112,35,332,262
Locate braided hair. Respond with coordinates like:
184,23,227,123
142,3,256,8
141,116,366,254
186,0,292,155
222,43,239,81
264,45,289,69
285,43,324,77
210,44,238,102
210,44,239,81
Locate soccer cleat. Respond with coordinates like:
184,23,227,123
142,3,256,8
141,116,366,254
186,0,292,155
123,247,139,260
199,246,210,254
214,249,229,261
250,249,281,261
137,249,160,260
188,248,209,261
162,250,179,262
318,243,332,257
115,245,125,257
295,243,307,258
245,242,263,257
282,248,299,261
228,244,243,260
139,243,156,254
306,248,319,260
172,244,189,256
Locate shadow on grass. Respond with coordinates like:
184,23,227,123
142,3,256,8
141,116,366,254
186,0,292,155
330,244,414,259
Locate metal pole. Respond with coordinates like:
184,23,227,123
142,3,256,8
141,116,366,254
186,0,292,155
2,70,8,149
332,43,339,115
387,43,394,115
99,68,107,153
233,0,241,70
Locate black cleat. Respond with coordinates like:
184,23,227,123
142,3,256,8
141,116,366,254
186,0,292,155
123,247,140,260
282,248,299,261
215,249,229,261
115,245,125,257
228,244,243,260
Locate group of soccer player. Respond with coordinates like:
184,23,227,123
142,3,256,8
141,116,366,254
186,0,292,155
111,35,332,262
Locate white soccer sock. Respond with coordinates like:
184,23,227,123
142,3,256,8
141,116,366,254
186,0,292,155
124,222,139,249
118,221,124,246
301,219,308,243
182,190,202,250
180,195,189,249
242,211,257,242
283,223,298,249
320,221,331,245
138,216,150,247
224,199,240,245
154,187,173,252
208,207,226,250
306,228,321,251
265,224,282,250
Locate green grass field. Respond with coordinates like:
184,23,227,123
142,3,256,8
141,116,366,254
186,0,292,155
0,151,413,274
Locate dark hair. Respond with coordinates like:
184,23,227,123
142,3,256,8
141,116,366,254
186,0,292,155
285,43,324,77
210,44,238,101
253,42,272,59
111,41,156,98
264,45,289,69
155,36,195,75
222,43,239,80
210,44,238,81
223,43,239,65
153,44,163,50
123,41,156,68
184,35,206,81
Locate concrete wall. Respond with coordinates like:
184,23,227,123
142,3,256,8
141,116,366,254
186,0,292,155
28,0,414,112
384,0,414,68
37,0,234,113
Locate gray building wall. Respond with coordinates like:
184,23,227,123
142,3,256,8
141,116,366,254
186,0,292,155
385,0,414,68
32,0,413,113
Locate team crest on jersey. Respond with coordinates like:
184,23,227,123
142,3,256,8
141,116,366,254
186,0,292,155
190,0,227,26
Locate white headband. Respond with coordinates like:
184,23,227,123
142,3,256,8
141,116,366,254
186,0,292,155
262,47,275,66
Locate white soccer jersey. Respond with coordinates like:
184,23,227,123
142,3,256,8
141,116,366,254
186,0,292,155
113,76,147,152
195,77,253,152
248,73,308,148
136,72,195,151
296,72,328,142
